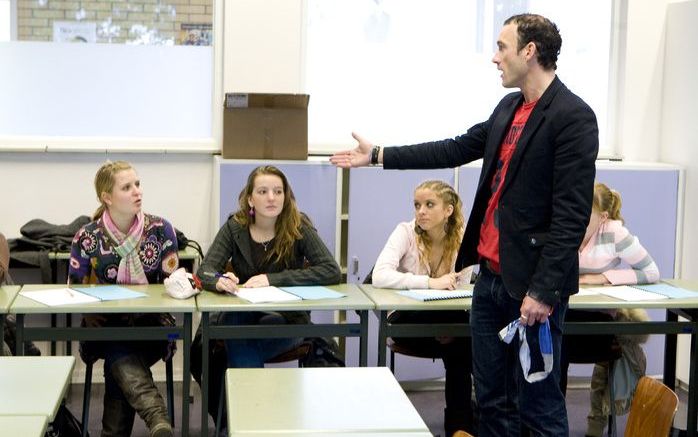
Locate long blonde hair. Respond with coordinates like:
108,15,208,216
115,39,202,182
592,182,624,223
414,180,464,274
92,160,134,220
232,166,310,266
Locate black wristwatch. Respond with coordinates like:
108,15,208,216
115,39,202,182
370,145,381,165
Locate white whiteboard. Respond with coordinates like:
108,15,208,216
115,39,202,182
0,41,213,150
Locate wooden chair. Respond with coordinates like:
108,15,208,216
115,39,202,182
624,376,679,437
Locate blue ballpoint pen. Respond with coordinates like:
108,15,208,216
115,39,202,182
202,271,225,279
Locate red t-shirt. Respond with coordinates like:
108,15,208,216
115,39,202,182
477,99,538,272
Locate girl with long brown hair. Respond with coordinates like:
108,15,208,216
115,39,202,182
197,165,340,367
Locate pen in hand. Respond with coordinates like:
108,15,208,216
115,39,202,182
202,271,239,294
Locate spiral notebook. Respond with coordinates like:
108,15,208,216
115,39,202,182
397,289,473,302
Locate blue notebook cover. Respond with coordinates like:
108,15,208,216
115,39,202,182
632,283,697,299
280,286,346,300
72,285,148,301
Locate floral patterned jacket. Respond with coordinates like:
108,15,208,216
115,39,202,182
68,213,179,362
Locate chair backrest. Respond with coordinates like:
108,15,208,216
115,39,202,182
625,376,679,437
0,232,10,285
265,341,312,365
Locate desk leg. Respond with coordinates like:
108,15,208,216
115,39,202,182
377,311,388,367
664,309,678,391
359,310,368,367
50,313,57,355
50,257,57,355
688,327,698,437
66,313,72,356
182,313,192,437
15,314,25,356
201,312,210,437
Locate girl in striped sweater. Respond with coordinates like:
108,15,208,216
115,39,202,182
565,182,659,437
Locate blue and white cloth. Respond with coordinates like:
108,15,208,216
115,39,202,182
498,318,553,383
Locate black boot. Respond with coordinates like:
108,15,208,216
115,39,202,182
110,354,173,437
101,396,136,437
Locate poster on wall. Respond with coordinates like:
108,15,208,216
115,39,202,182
53,21,97,43
178,23,212,46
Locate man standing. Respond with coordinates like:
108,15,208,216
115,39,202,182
331,13,598,436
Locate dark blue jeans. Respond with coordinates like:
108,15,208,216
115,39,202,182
221,311,303,368
471,267,569,437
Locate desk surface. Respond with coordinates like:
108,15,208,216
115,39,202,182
0,416,48,437
11,284,197,314
570,279,698,310
362,280,698,311
360,284,473,310
0,356,75,420
0,285,21,313
225,367,429,435
197,284,374,312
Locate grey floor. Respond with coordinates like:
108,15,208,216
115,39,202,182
63,378,690,437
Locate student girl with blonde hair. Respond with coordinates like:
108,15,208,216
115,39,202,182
372,180,473,437
69,160,178,437
563,182,659,437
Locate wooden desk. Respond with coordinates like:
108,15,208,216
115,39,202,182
0,356,74,420
0,416,48,437
196,284,373,437
362,280,698,437
225,367,430,435
11,284,196,436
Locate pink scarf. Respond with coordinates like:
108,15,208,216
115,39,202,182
102,211,148,284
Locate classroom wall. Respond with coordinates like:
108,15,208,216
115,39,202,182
0,152,215,252
660,0,698,387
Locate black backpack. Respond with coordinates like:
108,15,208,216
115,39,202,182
46,402,88,437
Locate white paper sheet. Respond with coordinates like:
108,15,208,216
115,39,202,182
235,286,302,303
20,288,99,306
591,285,669,301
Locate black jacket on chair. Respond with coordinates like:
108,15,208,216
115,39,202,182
383,76,599,306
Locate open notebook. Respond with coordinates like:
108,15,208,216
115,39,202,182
397,289,473,302
584,283,697,301
234,286,346,304
19,285,147,306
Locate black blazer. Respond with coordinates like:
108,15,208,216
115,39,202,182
383,77,599,305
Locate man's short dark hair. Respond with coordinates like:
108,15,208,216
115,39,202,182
504,14,561,70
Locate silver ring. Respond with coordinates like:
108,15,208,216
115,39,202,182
521,315,528,320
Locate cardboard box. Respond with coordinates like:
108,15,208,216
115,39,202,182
223,93,309,160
